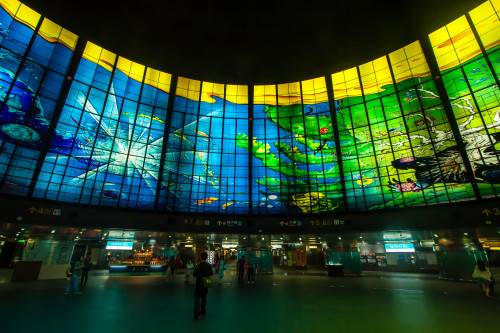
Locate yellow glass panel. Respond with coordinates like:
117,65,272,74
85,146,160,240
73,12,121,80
492,0,500,12
201,81,224,104
82,42,116,72
359,56,393,96
226,85,248,105
38,19,78,50
331,67,361,99
14,3,40,30
470,1,500,51
277,82,301,105
470,1,495,22
176,77,201,101
301,77,328,104
144,68,171,94
254,85,277,105
389,41,430,81
429,16,481,71
0,0,21,18
116,57,145,82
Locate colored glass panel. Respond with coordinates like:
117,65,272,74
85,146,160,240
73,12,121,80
252,78,341,214
0,2,76,196
33,42,170,209
428,2,500,199
159,77,249,213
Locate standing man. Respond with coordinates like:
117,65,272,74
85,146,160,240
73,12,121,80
237,255,246,282
80,254,92,287
247,253,255,284
193,252,213,320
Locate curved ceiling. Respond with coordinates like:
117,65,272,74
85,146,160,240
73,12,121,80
24,0,485,83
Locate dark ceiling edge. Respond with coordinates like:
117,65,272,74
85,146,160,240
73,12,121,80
20,0,488,85
1,194,499,234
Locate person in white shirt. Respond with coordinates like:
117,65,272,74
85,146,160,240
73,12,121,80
472,259,494,298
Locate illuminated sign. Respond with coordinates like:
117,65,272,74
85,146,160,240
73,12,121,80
106,241,134,250
384,243,415,253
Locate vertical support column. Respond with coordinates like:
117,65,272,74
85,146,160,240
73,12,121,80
27,38,87,196
420,37,481,200
248,84,254,215
325,75,348,211
154,75,178,210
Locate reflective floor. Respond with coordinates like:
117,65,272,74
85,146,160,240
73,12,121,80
0,268,498,332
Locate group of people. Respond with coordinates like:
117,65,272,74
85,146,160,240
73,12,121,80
237,254,255,283
65,255,92,295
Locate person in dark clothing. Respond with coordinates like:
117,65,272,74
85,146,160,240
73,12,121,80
237,255,246,282
247,253,255,284
80,255,92,287
193,252,213,320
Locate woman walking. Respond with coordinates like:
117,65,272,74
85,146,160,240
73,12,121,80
185,257,194,283
472,259,494,298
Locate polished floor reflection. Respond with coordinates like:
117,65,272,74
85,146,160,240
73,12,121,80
0,268,498,332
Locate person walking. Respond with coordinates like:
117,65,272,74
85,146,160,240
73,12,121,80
185,257,194,283
247,253,255,284
472,259,495,298
176,255,182,270
237,255,246,282
193,252,213,320
65,259,82,295
217,257,226,284
168,255,176,281
80,255,92,287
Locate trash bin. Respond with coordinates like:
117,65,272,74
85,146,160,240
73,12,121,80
326,264,344,277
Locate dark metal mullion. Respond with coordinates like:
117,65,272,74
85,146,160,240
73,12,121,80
248,84,253,215
75,56,119,204
274,85,283,215
27,39,87,197
463,15,500,173
412,86,454,202
0,19,42,114
219,85,226,213
420,35,481,199
325,74,348,211
376,94,405,205
114,66,147,208
403,73,452,202
457,65,500,178
386,54,428,206
298,81,313,210
466,14,500,90
154,75,178,210
357,67,383,210
193,84,203,213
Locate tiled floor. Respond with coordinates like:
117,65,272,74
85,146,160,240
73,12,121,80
0,268,498,332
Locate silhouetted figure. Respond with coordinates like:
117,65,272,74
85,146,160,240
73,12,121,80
193,252,213,320
80,255,92,287
237,255,246,282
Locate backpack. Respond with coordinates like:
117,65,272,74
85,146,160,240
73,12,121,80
66,266,73,277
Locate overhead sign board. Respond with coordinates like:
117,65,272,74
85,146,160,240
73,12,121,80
384,243,415,253
106,241,133,250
